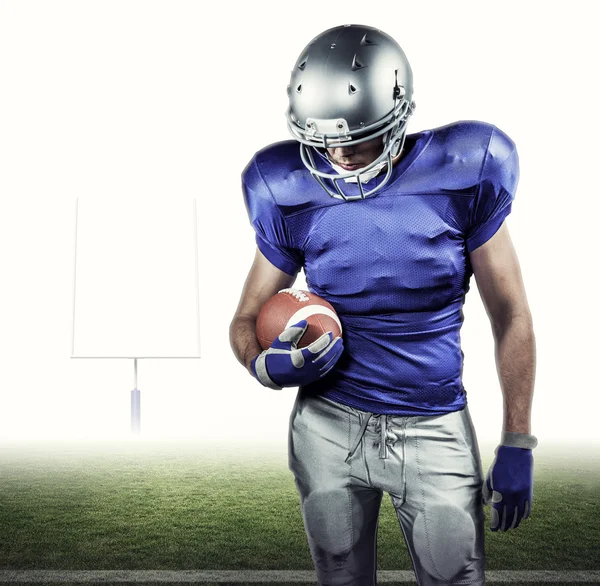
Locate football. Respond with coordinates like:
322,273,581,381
256,288,343,350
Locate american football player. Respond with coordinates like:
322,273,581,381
230,24,536,586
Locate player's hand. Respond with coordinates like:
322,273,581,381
483,432,537,532
251,319,344,390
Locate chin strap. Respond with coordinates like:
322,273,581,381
328,160,388,184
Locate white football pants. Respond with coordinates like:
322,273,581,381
288,391,485,586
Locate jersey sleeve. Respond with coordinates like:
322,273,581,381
466,126,519,253
242,158,303,276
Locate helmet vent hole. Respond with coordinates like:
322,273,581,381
360,33,376,46
351,56,365,70
296,84,302,93
298,60,307,70
349,84,358,94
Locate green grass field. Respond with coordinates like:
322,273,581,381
0,441,599,585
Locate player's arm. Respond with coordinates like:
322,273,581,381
230,247,297,374
230,247,344,389
469,221,537,531
469,221,536,434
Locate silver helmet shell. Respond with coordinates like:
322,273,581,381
286,24,415,200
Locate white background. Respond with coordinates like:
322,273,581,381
0,0,597,447
72,197,200,358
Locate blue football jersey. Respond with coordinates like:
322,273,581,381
242,121,519,416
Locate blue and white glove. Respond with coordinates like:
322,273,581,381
482,431,538,532
251,319,344,390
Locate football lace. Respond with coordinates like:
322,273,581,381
279,288,309,302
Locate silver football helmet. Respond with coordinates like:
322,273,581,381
286,24,415,200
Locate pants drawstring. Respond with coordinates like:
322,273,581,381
345,412,399,465
379,414,388,460
345,412,372,463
